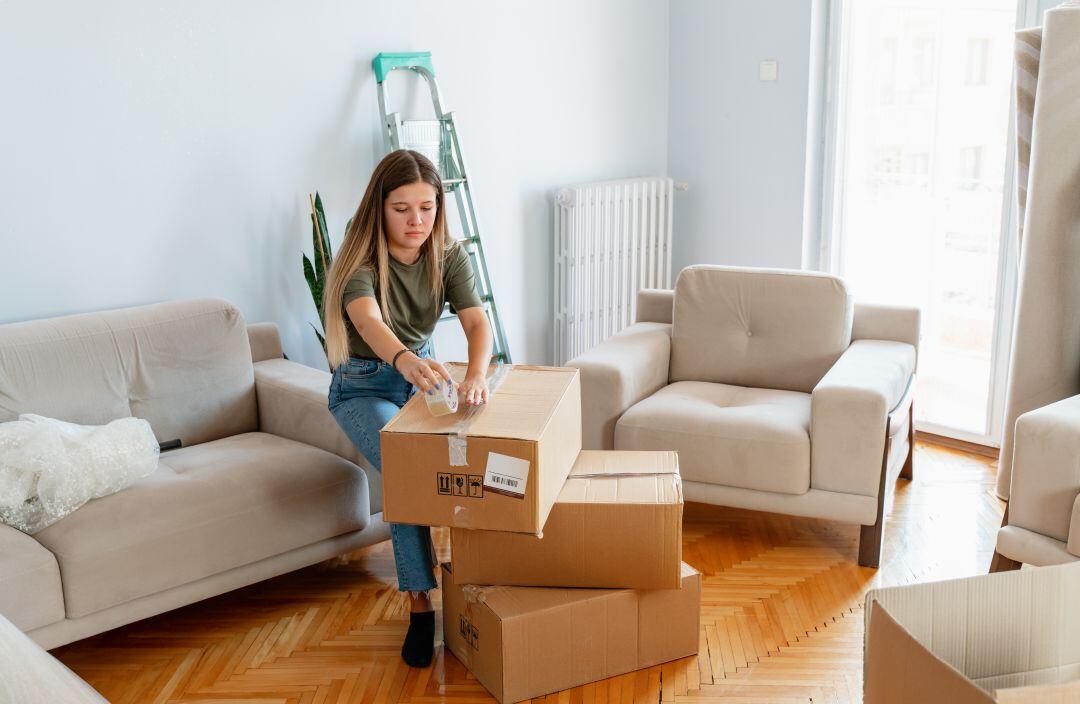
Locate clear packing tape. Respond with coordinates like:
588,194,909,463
448,361,510,467
455,583,496,666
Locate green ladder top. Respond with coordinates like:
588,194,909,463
373,51,512,365
372,52,435,83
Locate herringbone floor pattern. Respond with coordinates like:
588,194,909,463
52,440,1003,703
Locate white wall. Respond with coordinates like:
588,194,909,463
667,0,1058,277
668,0,820,273
0,0,669,368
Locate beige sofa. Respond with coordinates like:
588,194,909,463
569,265,920,567
992,394,1080,570
0,298,389,649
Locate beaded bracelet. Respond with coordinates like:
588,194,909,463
391,348,411,371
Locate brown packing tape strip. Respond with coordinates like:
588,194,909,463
570,472,684,505
570,472,679,479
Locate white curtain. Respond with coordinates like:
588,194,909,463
997,1,1080,499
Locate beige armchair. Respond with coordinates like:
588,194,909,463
992,394,1080,571
568,265,920,567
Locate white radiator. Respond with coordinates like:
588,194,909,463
553,176,675,365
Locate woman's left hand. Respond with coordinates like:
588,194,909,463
458,372,489,407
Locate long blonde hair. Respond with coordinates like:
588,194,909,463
323,149,450,369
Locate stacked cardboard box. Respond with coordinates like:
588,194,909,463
442,562,700,704
381,365,582,534
381,364,698,703
451,450,684,589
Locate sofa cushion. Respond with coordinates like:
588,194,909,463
615,381,811,495
0,298,257,447
670,265,853,393
0,526,64,631
34,432,369,618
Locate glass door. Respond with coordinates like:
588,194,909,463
822,0,1022,443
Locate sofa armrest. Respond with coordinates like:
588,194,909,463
1008,394,1080,547
811,340,917,498
566,322,672,450
248,322,284,363
852,303,921,369
253,358,381,512
635,289,674,324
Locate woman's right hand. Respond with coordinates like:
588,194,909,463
397,353,451,395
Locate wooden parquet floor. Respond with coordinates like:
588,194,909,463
52,440,1004,704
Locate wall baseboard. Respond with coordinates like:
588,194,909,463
916,430,999,460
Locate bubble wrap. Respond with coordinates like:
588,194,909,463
0,414,160,534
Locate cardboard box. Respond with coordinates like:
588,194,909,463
450,450,683,589
441,562,700,704
381,365,581,534
864,561,1080,704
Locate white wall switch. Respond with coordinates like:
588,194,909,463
759,60,778,82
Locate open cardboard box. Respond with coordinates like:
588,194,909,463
864,561,1080,703
451,450,683,589
381,364,581,534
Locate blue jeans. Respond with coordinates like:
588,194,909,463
327,341,438,593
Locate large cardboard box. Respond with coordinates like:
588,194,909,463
381,365,581,534
441,562,700,704
864,561,1080,704
450,450,683,589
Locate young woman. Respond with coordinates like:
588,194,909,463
322,149,493,668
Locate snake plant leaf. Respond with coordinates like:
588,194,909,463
304,192,336,360
302,253,324,320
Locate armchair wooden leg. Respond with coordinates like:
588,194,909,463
859,520,884,568
988,502,1019,572
989,551,1022,572
899,400,914,480
859,417,893,568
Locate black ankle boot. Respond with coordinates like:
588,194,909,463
401,610,435,668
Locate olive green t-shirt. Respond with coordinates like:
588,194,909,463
342,242,483,359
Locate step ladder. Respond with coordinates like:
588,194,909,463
373,51,511,364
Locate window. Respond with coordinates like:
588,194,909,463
958,146,986,190
824,0,1020,439
966,38,991,85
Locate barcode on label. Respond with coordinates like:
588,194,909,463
483,453,530,499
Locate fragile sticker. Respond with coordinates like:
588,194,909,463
483,452,530,499
459,614,479,650
437,473,483,498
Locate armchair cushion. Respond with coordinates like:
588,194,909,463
810,340,916,496
670,265,853,393
1009,394,1080,544
567,322,672,450
615,381,811,495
